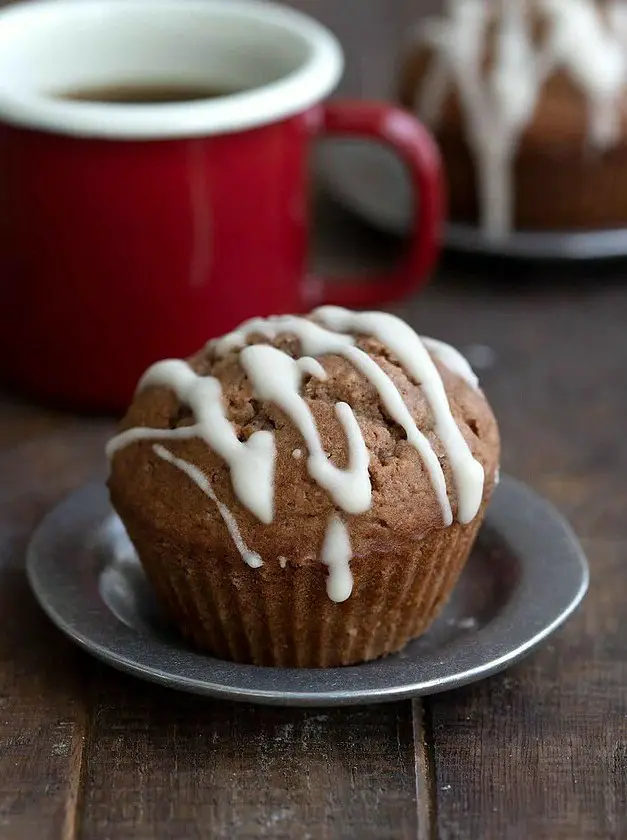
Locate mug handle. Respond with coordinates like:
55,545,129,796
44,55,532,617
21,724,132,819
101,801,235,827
309,101,444,308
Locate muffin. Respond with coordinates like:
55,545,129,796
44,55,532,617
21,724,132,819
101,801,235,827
399,0,627,238
106,307,500,667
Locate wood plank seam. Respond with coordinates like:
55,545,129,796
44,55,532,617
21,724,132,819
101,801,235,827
61,701,89,840
412,699,438,840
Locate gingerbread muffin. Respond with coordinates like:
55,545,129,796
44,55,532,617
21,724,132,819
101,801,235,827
399,0,627,238
106,308,500,667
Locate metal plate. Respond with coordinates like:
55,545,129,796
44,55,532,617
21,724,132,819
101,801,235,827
318,139,627,259
26,476,588,707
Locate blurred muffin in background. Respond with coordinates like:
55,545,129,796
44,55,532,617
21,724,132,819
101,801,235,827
398,0,627,239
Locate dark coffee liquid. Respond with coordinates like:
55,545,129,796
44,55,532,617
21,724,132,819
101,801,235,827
57,83,242,104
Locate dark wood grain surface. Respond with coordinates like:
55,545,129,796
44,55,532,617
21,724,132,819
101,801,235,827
1,2,626,838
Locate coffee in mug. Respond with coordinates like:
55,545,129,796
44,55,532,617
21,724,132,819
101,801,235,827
0,0,443,409
58,83,245,104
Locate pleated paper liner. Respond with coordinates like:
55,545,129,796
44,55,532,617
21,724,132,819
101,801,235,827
119,510,484,668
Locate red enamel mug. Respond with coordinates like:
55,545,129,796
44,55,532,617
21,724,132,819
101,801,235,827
0,0,443,410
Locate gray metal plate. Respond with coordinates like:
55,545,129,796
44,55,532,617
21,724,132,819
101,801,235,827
26,476,588,706
318,139,627,259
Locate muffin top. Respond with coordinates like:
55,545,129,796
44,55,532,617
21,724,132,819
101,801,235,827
107,307,499,601
399,0,627,237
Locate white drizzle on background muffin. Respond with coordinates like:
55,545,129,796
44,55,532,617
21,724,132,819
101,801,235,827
106,307,484,602
411,0,627,238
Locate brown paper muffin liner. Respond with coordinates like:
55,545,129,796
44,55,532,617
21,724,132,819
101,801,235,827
118,508,484,668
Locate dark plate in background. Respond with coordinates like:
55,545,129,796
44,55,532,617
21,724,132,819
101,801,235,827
318,140,627,259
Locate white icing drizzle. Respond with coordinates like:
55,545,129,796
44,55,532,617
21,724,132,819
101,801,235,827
421,337,480,391
608,2,627,49
211,314,355,357
239,344,371,514
106,360,276,524
415,0,627,238
296,356,328,381
338,343,451,522
212,311,483,525
314,308,484,525
153,444,263,568
542,0,627,148
107,307,486,600
320,515,353,603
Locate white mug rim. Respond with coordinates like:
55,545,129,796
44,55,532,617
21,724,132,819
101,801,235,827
0,0,344,140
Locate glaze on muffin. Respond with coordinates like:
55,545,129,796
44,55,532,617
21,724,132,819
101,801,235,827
107,308,500,666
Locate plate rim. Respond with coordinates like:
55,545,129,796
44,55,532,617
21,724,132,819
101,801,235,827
26,475,589,707
319,141,627,260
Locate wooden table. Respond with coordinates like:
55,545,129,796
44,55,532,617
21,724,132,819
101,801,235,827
1,2,626,838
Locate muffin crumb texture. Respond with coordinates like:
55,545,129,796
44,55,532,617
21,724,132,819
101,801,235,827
107,307,499,666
